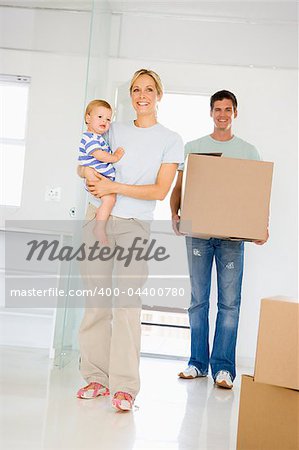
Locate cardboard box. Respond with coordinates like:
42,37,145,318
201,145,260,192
237,375,299,450
180,154,273,241
254,297,299,390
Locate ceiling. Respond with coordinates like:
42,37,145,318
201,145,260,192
108,1,298,23
0,0,297,23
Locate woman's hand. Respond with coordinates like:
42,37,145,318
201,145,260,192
86,174,117,197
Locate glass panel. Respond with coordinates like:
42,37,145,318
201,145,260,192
53,245,84,368
53,0,114,367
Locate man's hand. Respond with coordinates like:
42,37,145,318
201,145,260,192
170,171,183,236
172,214,184,236
253,239,267,245
253,229,269,245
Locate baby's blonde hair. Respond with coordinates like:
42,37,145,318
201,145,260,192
129,69,164,97
85,99,112,124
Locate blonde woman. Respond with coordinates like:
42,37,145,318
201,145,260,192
77,69,184,411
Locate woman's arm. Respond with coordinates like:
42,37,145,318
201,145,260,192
86,163,178,201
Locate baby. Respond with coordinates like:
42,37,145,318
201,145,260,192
78,99,124,244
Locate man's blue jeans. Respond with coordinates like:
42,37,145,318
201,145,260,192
186,237,244,380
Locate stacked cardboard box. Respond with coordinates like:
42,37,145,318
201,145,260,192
180,154,273,241
237,297,299,450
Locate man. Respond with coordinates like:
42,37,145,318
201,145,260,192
170,90,268,389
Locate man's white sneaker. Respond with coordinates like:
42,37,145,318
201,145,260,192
215,370,233,389
178,365,207,379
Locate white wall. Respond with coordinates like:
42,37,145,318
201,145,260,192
0,6,91,224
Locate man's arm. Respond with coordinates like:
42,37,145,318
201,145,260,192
170,170,183,235
86,163,178,201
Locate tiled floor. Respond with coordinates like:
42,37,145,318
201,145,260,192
0,346,253,450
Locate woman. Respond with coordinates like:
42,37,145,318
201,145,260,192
77,69,184,411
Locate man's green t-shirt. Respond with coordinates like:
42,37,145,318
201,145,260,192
178,134,260,170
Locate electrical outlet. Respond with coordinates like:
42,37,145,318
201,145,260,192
45,186,61,202
69,207,76,218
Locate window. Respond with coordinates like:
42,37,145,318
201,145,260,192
0,75,30,206
158,92,212,143
155,92,212,220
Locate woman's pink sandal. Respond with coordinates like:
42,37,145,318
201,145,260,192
77,382,110,399
112,391,134,411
